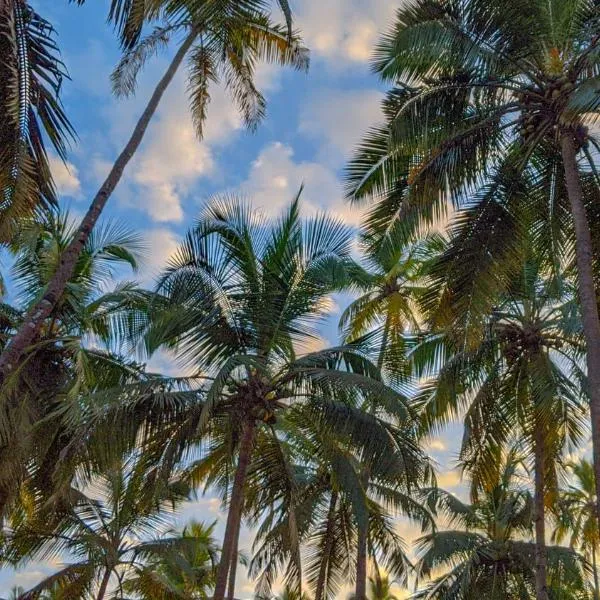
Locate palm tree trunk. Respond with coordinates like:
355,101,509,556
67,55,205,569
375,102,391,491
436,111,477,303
355,517,368,600
593,544,599,600
226,522,239,600
96,568,112,600
0,31,197,380
533,421,548,600
561,131,600,528
315,491,338,600
214,418,256,600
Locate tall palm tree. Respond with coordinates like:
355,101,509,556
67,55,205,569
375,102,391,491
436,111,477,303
105,194,417,600
122,520,220,599
5,455,196,599
339,234,439,599
0,210,146,519
554,459,600,599
413,452,589,599
0,0,75,239
412,253,588,600
0,0,308,380
248,400,432,600
346,0,600,525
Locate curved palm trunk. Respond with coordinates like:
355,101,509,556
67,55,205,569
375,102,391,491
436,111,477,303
0,31,197,379
533,422,548,600
315,491,338,600
214,418,256,600
561,132,600,528
96,568,112,600
226,522,239,600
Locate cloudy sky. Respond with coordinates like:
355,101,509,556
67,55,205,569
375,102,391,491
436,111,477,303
2,1,467,595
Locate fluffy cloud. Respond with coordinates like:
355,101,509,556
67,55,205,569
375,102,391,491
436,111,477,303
138,227,181,284
295,0,397,65
300,88,383,165
125,76,243,222
49,154,82,199
240,142,363,225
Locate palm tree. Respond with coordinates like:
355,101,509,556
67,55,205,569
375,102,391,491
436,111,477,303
340,235,439,382
367,572,400,600
0,0,308,381
346,0,600,527
106,193,417,600
554,459,600,599
248,400,432,600
412,252,588,600
0,0,75,239
122,520,220,599
413,452,589,599
339,234,439,599
0,210,146,518
6,455,196,600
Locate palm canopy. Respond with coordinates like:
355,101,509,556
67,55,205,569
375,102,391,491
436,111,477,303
346,0,600,236
413,453,590,599
4,454,200,600
554,459,599,554
0,210,147,518
413,253,588,493
71,0,295,50
553,458,600,597
122,520,220,599
0,1,75,242
110,0,308,139
340,234,441,385
248,401,433,599
95,194,424,599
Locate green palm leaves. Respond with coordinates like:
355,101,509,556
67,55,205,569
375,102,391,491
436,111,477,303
414,455,589,599
0,1,75,241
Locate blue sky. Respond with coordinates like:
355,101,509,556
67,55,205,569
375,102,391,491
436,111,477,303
2,1,468,595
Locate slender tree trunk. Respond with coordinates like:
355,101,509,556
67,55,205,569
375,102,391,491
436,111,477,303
214,418,256,600
315,491,338,600
533,422,548,600
226,521,239,600
0,31,197,379
96,567,112,600
355,469,370,600
561,131,600,528
355,516,368,600
593,543,600,600
353,322,389,600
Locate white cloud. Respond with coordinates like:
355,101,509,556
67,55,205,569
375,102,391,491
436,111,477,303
240,142,363,226
138,227,181,284
295,0,397,65
49,155,82,199
123,75,243,223
299,88,383,165
425,438,448,452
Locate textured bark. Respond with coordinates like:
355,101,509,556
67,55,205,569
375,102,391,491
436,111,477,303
315,491,338,600
0,31,197,379
96,568,112,600
214,418,256,600
561,132,600,529
533,423,548,600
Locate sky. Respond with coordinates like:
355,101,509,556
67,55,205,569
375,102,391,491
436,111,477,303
1,0,469,595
